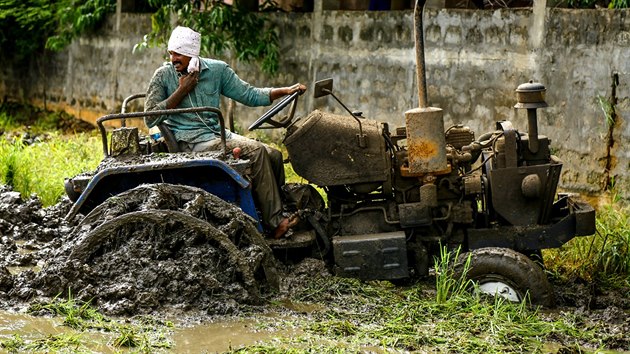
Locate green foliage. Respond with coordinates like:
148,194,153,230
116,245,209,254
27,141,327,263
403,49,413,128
136,0,281,74
566,0,628,8
545,202,630,282
45,0,116,51
0,0,56,62
23,292,173,352
267,275,600,353
0,334,25,353
597,95,615,128
0,103,101,205
0,0,115,62
609,0,629,7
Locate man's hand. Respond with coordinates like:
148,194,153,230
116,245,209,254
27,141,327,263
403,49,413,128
288,83,307,95
165,72,199,109
179,71,199,95
270,83,307,101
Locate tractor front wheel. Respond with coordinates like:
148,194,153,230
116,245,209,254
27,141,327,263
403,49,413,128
454,247,555,307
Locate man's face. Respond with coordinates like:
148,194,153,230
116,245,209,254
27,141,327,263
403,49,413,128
169,51,191,73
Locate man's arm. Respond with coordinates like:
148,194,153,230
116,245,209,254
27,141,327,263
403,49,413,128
144,68,199,127
219,62,306,106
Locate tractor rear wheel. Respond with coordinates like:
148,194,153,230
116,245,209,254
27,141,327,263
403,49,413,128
454,247,555,307
65,183,279,311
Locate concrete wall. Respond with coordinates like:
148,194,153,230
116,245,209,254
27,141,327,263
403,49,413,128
0,6,628,200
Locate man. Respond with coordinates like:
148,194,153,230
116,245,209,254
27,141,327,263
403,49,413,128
144,26,305,238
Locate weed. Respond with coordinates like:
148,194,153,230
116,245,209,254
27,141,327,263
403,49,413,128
434,245,472,303
0,334,25,354
247,271,601,353
23,291,172,352
0,140,24,189
545,202,629,282
597,95,615,128
113,325,141,347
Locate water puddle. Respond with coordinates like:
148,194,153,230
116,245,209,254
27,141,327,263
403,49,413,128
0,312,116,352
171,317,299,352
0,310,298,353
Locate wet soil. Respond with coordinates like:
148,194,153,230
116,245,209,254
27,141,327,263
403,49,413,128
0,183,628,350
0,183,292,317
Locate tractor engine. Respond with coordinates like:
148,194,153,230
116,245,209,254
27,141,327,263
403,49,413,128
284,81,561,242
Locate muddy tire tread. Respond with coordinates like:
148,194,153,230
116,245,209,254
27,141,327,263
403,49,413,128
455,247,555,307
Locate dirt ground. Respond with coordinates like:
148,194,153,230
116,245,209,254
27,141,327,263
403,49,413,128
0,183,628,348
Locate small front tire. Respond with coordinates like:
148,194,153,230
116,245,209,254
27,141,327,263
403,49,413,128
455,247,555,307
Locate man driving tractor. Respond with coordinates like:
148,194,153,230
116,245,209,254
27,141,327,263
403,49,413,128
144,26,305,238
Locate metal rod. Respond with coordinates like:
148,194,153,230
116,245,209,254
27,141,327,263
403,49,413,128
323,88,365,139
120,93,146,127
96,106,227,158
527,109,539,153
414,0,428,108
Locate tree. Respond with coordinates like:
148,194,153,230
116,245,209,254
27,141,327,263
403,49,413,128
135,0,280,75
0,0,115,63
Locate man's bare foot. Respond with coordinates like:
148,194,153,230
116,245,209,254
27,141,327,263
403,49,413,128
273,214,299,239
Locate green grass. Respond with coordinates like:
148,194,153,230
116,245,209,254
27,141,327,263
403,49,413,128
0,133,102,206
229,275,603,353
16,292,174,353
545,201,630,283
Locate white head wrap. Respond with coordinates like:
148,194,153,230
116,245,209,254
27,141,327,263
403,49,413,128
167,26,201,73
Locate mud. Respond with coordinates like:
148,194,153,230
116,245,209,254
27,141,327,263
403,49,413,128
0,183,628,343
0,183,299,317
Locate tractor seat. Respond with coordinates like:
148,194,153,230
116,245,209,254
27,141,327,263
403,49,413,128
158,123,180,153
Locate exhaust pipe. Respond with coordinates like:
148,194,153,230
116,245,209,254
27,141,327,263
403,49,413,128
405,0,448,176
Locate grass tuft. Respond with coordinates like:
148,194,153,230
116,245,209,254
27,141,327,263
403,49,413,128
20,291,173,352
545,202,630,282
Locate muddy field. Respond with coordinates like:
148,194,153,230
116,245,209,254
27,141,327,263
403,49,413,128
0,183,629,351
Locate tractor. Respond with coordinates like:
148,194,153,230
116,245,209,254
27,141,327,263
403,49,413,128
63,1,595,307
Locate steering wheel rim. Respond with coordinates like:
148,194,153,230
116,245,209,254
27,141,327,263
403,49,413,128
248,91,300,131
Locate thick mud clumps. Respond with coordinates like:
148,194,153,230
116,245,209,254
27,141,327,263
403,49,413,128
0,185,72,268
1,184,279,316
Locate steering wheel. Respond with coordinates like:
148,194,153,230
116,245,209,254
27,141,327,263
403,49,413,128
248,91,301,131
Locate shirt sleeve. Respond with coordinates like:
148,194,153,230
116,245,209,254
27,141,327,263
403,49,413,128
144,66,170,128
219,63,272,107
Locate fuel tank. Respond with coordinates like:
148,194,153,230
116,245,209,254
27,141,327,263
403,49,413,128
284,110,389,187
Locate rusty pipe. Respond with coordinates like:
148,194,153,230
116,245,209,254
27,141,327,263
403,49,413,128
414,0,428,108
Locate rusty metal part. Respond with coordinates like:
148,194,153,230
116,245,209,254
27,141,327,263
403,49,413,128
514,81,548,154
495,121,518,169
468,195,595,251
420,183,438,208
446,124,475,149
398,202,431,227
514,81,548,109
521,174,541,199
489,161,561,226
405,107,448,174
